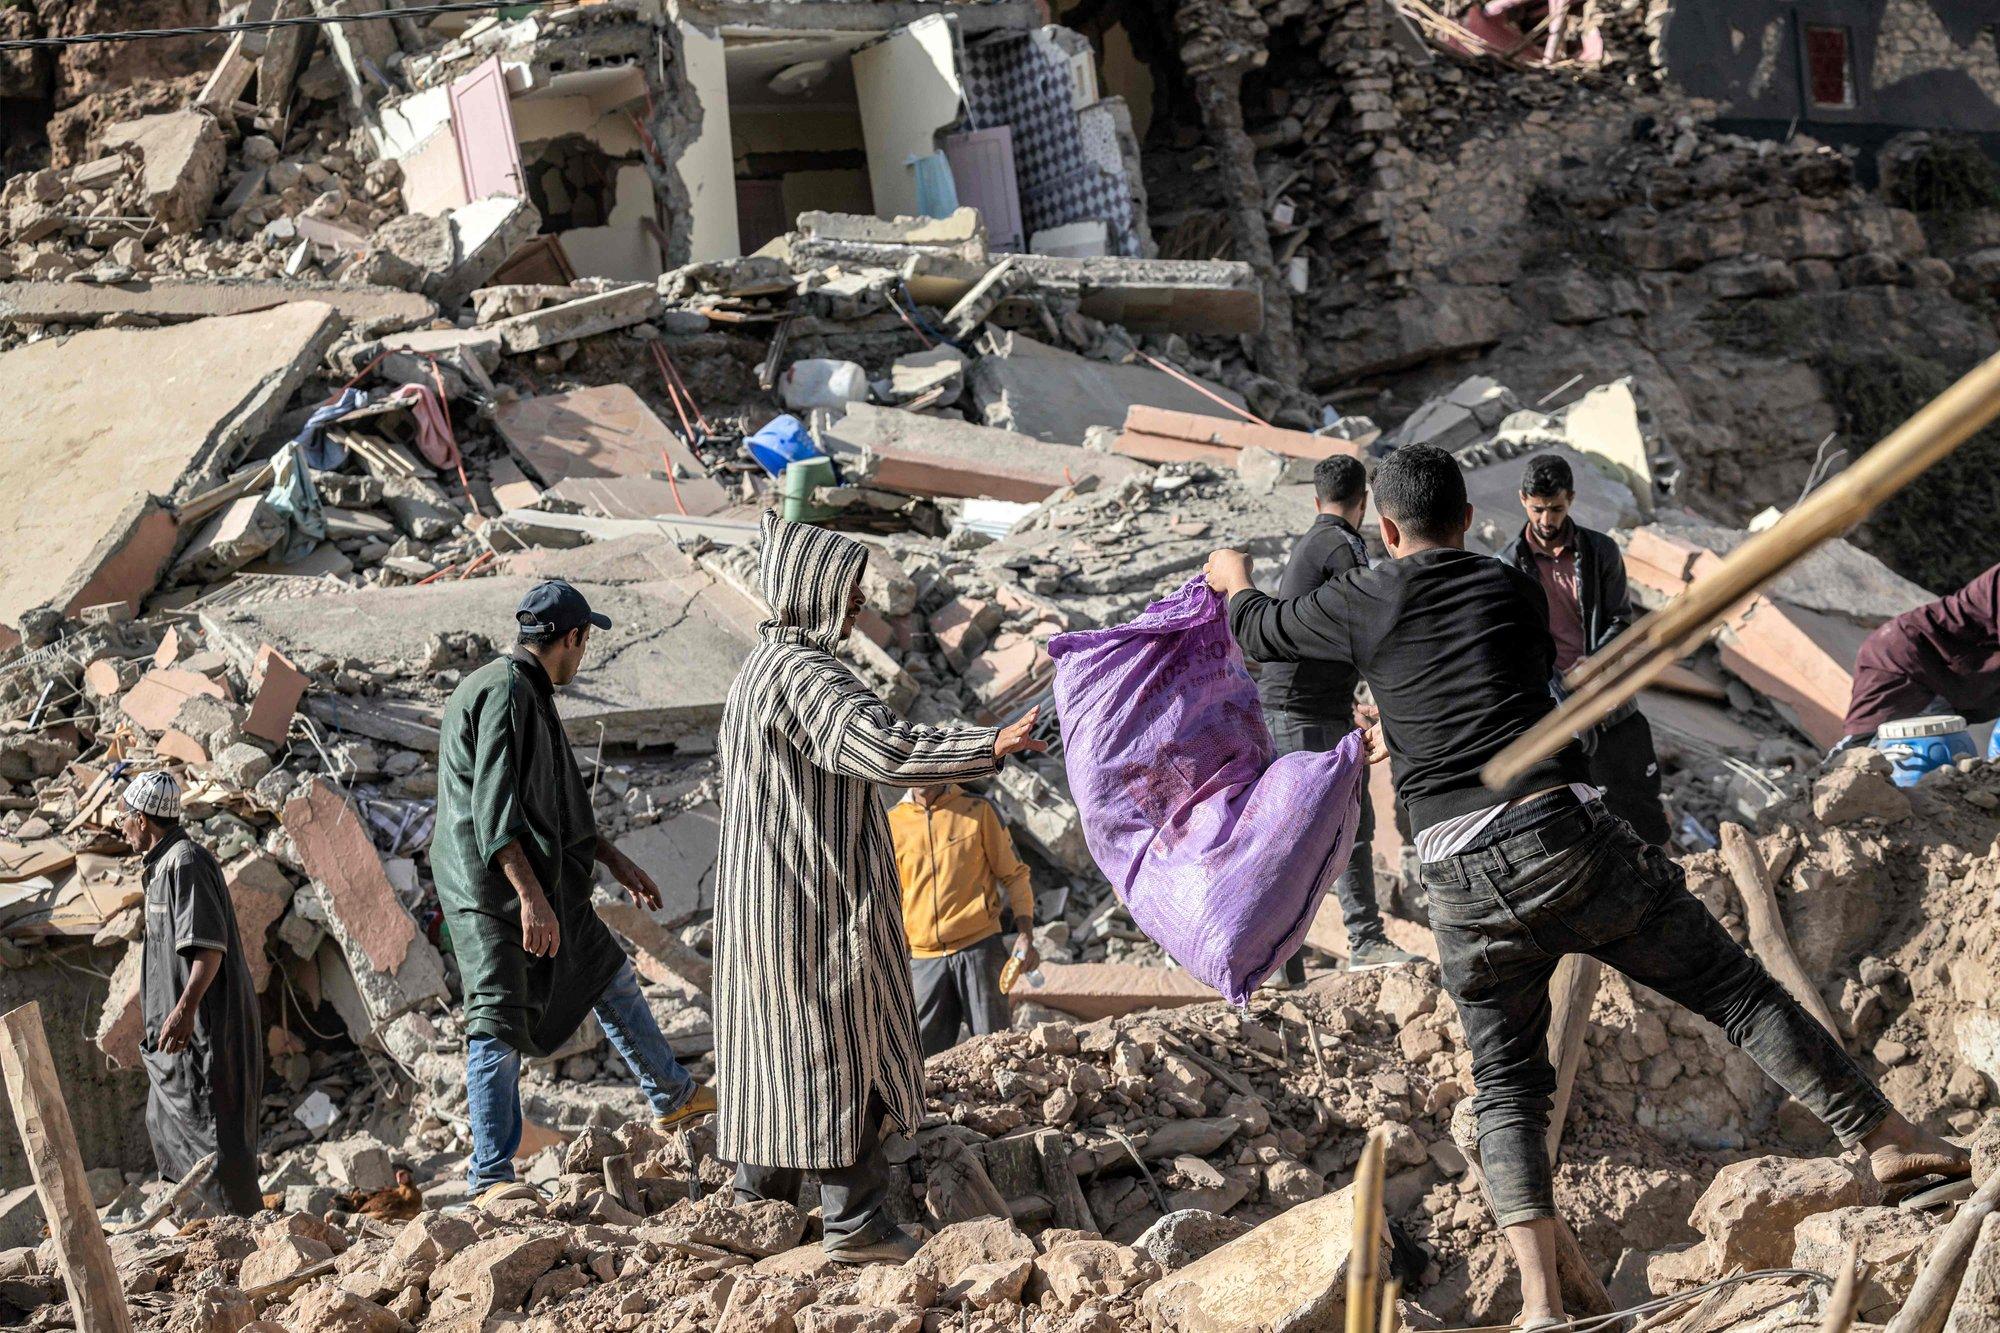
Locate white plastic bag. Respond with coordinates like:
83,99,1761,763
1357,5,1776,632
778,358,870,411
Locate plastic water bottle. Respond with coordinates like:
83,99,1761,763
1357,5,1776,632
998,936,1042,993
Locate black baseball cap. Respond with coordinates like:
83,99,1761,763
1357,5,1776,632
515,580,612,639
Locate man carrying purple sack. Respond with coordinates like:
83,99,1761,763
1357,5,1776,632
1206,443,1967,1331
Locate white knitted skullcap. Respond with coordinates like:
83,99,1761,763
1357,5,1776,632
121,771,182,821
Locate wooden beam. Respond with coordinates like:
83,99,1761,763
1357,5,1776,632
0,1003,133,1333
1543,954,1602,1165
196,34,257,113
1484,347,2000,790
1718,822,1847,1044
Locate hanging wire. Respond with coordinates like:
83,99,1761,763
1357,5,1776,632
0,1,558,52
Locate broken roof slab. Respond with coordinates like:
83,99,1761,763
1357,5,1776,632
0,302,343,644
969,331,1248,445
0,279,435,338
200,547,764,749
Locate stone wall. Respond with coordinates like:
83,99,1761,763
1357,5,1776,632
1873,0,2000,105
0,944,152,1187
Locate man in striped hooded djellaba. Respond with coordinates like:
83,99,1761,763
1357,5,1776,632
713,512,1047,1263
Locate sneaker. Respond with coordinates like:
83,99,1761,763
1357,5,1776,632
472,1180,541,1209
655,1083,718,1132
825,1226,922,1265
1346,938,1420,972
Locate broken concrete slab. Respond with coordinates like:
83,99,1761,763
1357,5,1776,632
494,385,730,518
171,494,285,582
1008,254,1262,335
482,283,661,354
246,645,309,744
102,110,225,234
225,853,295,993
968,331,1247,445
1019,963,1218,1022
613,805,718,930
1630,517,1931,623
819,403,1147,504
283,778,422,978
1112,406,1361,469
0,303,344,646
1497,379,1661,518
1141,1183,1370,1331
440,195,542,308
1391,376,1522,452
285,781,449,1031
304,695,442,752
482,508,758,551
0,279,435,337
121,668,227,734
205,552,764,749
1719,598,1872,750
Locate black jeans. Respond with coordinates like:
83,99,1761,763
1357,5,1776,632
1421,793,1890,1226
912,934,1010,1056
1266,710,1385,981
1590,709,1670,846
735,1091,896,1248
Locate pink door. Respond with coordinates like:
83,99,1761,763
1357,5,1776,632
448,56,525,201
944,127,1024,251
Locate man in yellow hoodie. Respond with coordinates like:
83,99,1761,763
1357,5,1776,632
892,783,1036,1055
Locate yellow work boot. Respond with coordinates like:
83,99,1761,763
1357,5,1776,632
656,1083,717,1131
473,1180,541,1208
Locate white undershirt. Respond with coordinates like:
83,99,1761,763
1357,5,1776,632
1414,784,1601,864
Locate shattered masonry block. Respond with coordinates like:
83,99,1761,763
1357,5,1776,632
819,403,1145,505
282,777,420,975
485,284,662,354
101,109,225,235
93,943,145,1069
246,644,308,744
1114,405,1364,466
1142,1184,1371,1331
225,852,295,992
120,668,227,735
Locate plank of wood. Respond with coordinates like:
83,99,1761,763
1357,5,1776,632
1885,1170,2000,1333
0,1002,134,1333
1718,822,1846,1043
1543,954,1602,1165
196,34,256,111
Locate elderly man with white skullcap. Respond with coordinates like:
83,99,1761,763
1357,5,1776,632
120,771,263,1214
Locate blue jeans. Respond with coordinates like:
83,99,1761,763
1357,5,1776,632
466,960,697,1191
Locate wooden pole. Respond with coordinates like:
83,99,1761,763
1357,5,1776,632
1483,347,2000,791
1544,955,1602,1165
1887,1171,2000,1333
1719,822,1847,1042
0,1003,134,1333
1346,1125,1388,1333
1816,1239,1867,1333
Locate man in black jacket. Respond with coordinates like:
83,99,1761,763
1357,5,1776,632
1497,454,1670,845
1205,444,1966,1329
1255,455,1415,976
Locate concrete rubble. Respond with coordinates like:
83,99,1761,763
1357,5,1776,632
0,2,1997,1331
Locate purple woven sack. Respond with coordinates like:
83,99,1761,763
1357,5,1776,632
1047,578,1366,1004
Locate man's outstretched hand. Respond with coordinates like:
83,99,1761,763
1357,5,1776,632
995,706,1048,760
602,845,663,911
1204,549,1253,597
1355,702,1389,765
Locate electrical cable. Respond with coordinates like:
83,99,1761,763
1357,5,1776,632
0,1,557,53
1447,1267,1834,1333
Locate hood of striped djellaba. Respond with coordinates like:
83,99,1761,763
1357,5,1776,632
757,509,868,653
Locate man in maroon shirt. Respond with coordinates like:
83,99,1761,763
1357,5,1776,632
1498,455,1671,846
1841,562,2000,748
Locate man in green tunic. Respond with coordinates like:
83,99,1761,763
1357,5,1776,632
432,580,715,1203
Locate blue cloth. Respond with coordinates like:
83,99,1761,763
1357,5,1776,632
910,152,959,219
295,388,368,472
264,441,326,565
465,960,696,1190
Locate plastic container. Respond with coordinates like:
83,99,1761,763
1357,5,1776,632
1989,726,2000,762
781,456,839,524
1873,714,1976,787
745,414,821,477
777,358,870,411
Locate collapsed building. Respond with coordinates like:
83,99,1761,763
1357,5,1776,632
0,0,1999,1330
